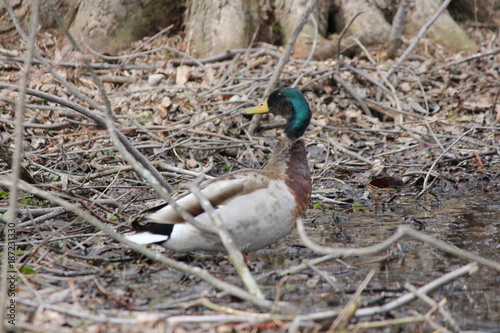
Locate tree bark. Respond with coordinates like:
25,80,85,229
3,0,494,58
184,0,262,58
36,0,182,54
386,0,413,59
333,0,391,47
405,0,479,53
448,0,500,23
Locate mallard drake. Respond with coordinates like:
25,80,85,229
126,87,312,252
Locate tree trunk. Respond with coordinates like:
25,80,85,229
184,0,262,58
448,0,500,22
36,0,182,54
405,0,479,53
3,0,494,58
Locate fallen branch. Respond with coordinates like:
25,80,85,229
386,0,452,80
0,82,173,193
328,268,377,331
435,46,500,71
332,73,373,117
188,178,264,299
1,2,39,329
355,262,478,317
297,219,500,271
248,0,318,134
1,178,274,310
405,283,460,332
328,137,375,166
386,0,413,59
416,127,475,198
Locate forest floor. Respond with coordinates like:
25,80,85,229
0,19,499,333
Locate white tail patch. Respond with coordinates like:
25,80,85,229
124,232,169,245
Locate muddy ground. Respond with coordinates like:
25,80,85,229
0,16,499,333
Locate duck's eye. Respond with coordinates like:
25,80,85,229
276,92,283,98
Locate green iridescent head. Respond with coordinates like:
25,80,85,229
242,87,311,139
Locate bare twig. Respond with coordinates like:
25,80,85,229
342,63,394,97
311,193,346,205
386,0,413,59
1,179,274,310
17,208,65,228
336,11,364,67
291,15,319,88
416,127,475,198
354,262,478,317
297,220,500,271
0,81,173,193
301,14,319,71
16,298,141,324
347,315,428,330
248,0,318,134
1,1,38,330
1,48,267,69
0,83,105,125
332,73,373,117
81,38,208,70
182,298,275,318
405,283,460,332
328,268,377,332
188,179,264,299
386,0,453,80
277,253,341,277
328,137,375,165
292,14,319,88
435,46,500,71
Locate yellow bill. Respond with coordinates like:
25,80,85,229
242,100,269,115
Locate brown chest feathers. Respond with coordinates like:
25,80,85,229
264,137,312,217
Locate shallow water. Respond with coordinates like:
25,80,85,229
249,190,500,331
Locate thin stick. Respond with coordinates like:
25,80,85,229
0,83,105,126
435,46,500,70
297,220,500,271
292,14,320,88
328,268,377,332
347,315,427,330
267,0,318,92
0,81,173,193
405,283,460,332
188,180,264,299
386,0,413,59
248,0,318,134
2,179,274,310
277,253,340,277
342,63,393,97
16,298,140,325
1,47,267,69
332,73,373,117
416,127,475,198
354,262,478,317
1,1,38,330
3,0,104,111
328,137,375,165
386,0,452,80
336,11,364,67
300,14,318,70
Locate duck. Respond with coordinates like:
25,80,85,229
125,87,312,252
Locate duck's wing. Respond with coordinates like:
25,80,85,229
125,170,271,244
